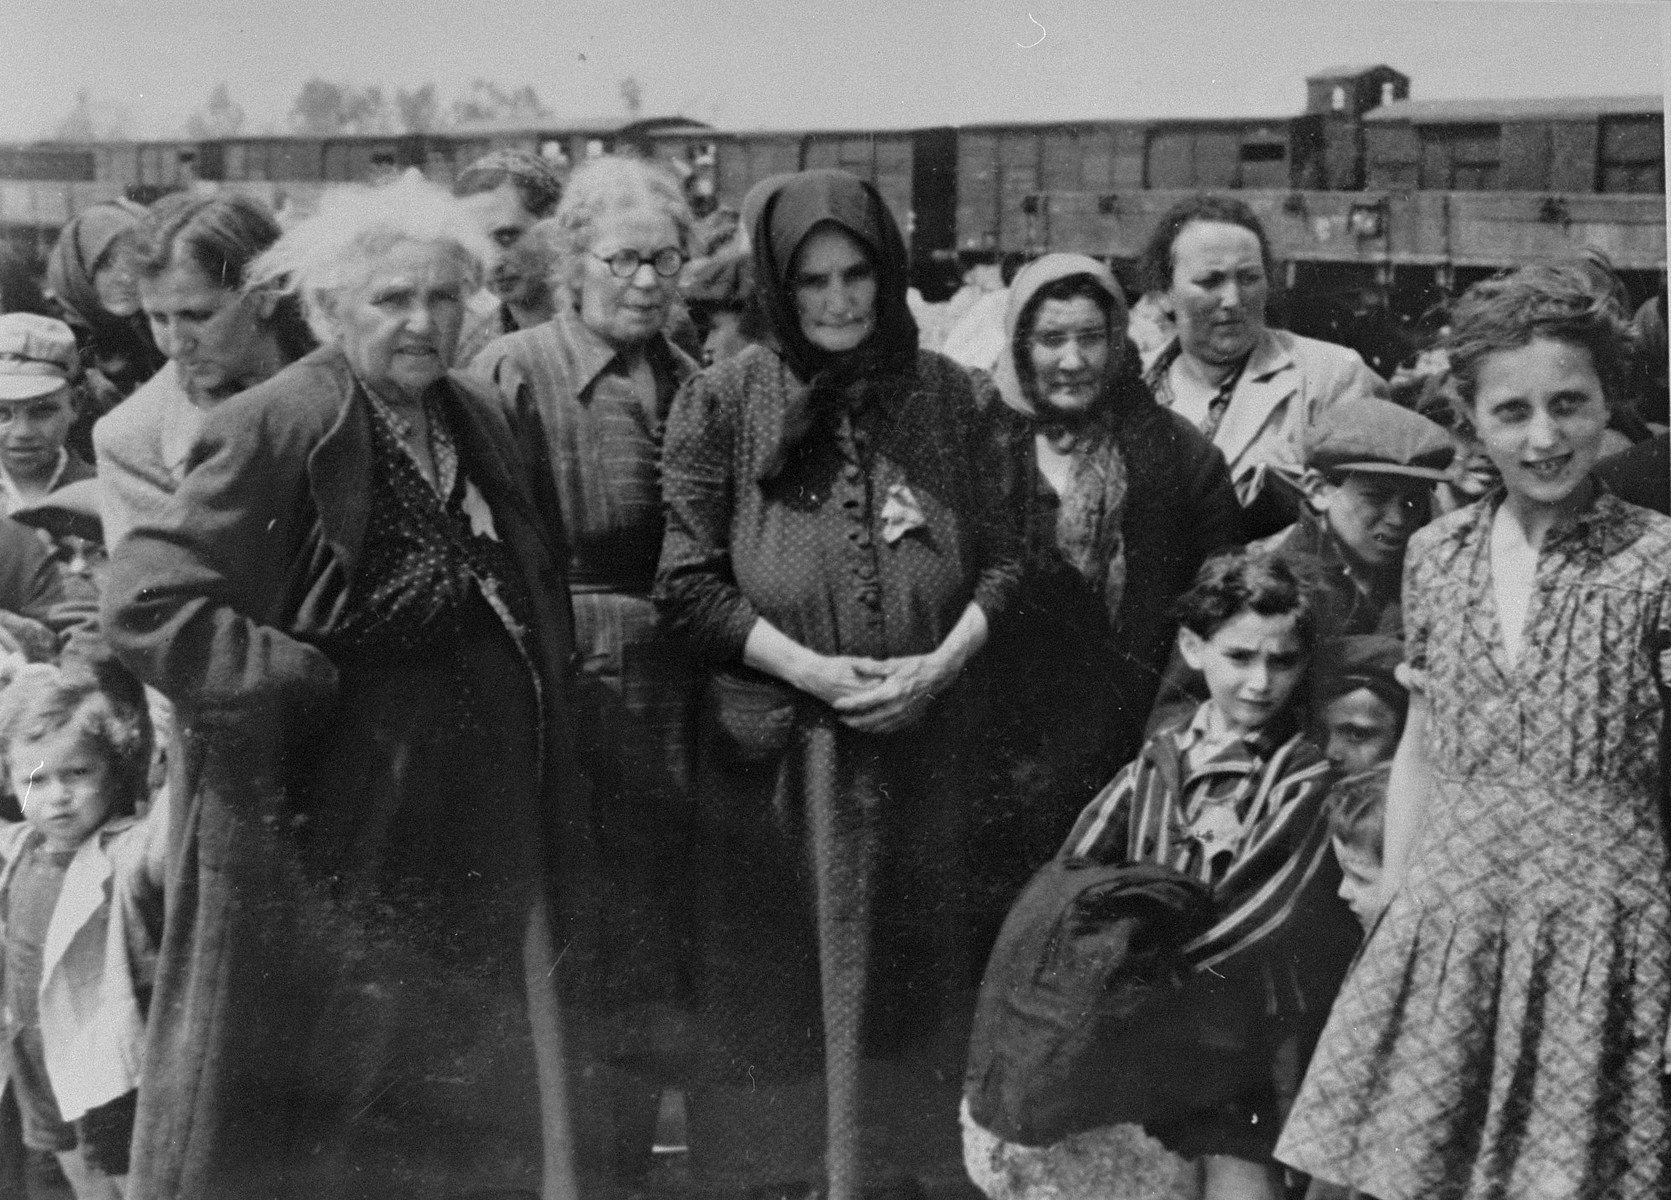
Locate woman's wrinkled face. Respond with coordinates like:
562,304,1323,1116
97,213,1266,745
332,240,468,402
92,242,141,318
1027,295,1112,417
578,209,681,350
1471,336,1609,513
1167,220,1268,366
792,226,877,355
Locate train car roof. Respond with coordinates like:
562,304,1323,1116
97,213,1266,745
1365,94,1662,123
447,114,710,137
1307,63,1407,80
951,114,1299,134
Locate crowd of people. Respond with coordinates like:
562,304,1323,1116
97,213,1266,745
0,151,1662,1200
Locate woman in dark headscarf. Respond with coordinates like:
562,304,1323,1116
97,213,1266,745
970,254,1242,943
657,169,1021,1200
45,202,167,432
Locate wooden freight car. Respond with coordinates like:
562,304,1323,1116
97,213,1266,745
1363,94,1664,193
705,125,957,281
997,65,1664,279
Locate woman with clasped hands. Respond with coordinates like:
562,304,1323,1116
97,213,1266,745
656,168,1020,1200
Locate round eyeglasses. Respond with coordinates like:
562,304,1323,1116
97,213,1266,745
593,247,687,279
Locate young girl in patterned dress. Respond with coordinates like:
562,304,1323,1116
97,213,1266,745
1277,263,1671,1199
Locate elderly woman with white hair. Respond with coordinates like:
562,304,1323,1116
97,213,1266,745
101,172,585,1200
472,153,699,1190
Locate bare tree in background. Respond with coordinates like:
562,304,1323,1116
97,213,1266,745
450,80,554,128
620,76,644,118
186,84,247,139
50,89,133,141
289,78,397,135
280,78,559,136
396,84,444,134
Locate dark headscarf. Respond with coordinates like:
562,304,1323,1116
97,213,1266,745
747,170,919,478
45,201,165,393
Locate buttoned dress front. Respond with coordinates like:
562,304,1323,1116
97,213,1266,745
657,343,1021,1188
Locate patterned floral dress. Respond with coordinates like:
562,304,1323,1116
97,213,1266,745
1276,489,1671,1200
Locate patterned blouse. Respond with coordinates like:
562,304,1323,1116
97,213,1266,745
1404,486,1671,799
321,383,536,664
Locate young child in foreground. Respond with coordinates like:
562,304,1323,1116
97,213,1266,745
1060,549,1358,1200
0,662,163,1199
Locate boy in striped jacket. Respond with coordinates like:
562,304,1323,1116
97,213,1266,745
1060,548,1358,1200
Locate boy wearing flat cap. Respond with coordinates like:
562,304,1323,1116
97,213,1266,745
0,315,96,514
1146,398,1451,738
1284,396,1454,638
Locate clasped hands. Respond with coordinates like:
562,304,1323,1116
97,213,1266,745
797,652,954,734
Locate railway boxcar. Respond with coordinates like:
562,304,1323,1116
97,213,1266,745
954,121,1147,255
1363,94,1664,193
0,67,1661,314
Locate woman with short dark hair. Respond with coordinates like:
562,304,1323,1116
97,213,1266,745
1139,195,1385,535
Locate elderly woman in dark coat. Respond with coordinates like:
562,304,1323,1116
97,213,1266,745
101,173,584,1200
656,168,1021,1200
972,253,1243,932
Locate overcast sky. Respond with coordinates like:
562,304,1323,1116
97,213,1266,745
1,0,1664,141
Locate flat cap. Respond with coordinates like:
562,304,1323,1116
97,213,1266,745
0,313,77,401
1304,396,1454,480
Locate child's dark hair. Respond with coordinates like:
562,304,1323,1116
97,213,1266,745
0,661,152,819
1174,548,1322,648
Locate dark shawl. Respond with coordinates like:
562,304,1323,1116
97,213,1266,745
746,169,919,479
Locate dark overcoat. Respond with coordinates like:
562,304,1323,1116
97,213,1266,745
100,345,589,1200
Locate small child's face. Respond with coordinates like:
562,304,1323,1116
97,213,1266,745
9,727,118,852
1322,686,1402,774
0,387,74,484
1332,833,1383,928
1178,610,1307,737
1310,471,1431,572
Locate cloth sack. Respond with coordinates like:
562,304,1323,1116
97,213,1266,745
964,858,1230,1147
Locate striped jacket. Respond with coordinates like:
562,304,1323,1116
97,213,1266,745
1061,704,1344,1001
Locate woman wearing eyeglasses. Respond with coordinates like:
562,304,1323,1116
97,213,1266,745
656,169,1021,1200
471,153,702,1193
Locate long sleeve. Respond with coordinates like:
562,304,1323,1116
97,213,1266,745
654,369,761,663
95,412,174,555
959,365,1024,623
100,390,339,726
1185,433,1246,564
1059,759,1140,862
